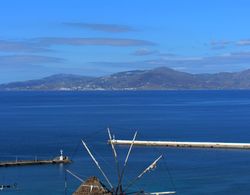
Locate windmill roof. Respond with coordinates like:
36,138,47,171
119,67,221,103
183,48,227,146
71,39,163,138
73,176,112,195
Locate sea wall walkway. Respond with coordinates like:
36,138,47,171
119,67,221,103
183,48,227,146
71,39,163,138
110,140,250,149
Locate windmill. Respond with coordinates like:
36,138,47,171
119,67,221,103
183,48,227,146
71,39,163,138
67,129,176,195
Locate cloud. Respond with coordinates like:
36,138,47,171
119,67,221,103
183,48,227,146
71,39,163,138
35,37,155,47
0,40,50,53
209,39,250,47
236,39,250,46
199,52,250,65
131,49,177,57
0,35,155,55
0,36,155,54
149,52,250,67
90,51,250,73
0,55,64,67
210,40,231,50
64,22,136,33
158,53,177,58
131,48,158,56
206,38,250,48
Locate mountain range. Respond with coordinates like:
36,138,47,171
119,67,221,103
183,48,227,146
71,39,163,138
2,67,250,90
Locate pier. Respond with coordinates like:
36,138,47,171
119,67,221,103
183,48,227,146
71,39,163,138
0,150,71,167
110,140,250,150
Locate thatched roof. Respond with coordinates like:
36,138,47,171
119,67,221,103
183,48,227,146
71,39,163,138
73,176,112,195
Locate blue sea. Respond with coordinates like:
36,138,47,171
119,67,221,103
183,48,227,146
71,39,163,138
1,91,250,195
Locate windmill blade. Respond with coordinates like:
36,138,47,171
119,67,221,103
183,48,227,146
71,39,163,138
107,128,122,193
81,140,113,189
66,169,84,183
124,131,138,167
107,128,118,158
137,155,162,178
107,128,120,176
117,131,137,190
66,169,104,190
124,155,163,192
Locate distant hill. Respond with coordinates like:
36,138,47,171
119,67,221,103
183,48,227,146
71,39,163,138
2,67,250,90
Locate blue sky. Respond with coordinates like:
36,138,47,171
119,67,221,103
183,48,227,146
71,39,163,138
1,0,250,83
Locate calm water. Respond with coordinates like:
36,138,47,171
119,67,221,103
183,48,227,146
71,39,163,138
1,91,250,195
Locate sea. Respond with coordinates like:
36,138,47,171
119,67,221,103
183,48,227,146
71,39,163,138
1,91,250,195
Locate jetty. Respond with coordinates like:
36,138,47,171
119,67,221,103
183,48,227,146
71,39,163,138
110,140,250,150
0,150,70,167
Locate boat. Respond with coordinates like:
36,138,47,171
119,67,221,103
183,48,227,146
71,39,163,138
0,183,17,191
67,128,176,195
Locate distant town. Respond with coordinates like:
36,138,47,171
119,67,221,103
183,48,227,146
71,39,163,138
1,67,250,91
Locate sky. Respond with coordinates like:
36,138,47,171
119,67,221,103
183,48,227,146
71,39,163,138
1,0,250,83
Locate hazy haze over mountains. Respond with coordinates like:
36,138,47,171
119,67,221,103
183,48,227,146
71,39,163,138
1,67,250,90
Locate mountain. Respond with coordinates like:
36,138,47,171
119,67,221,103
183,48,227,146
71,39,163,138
2,67,250,90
